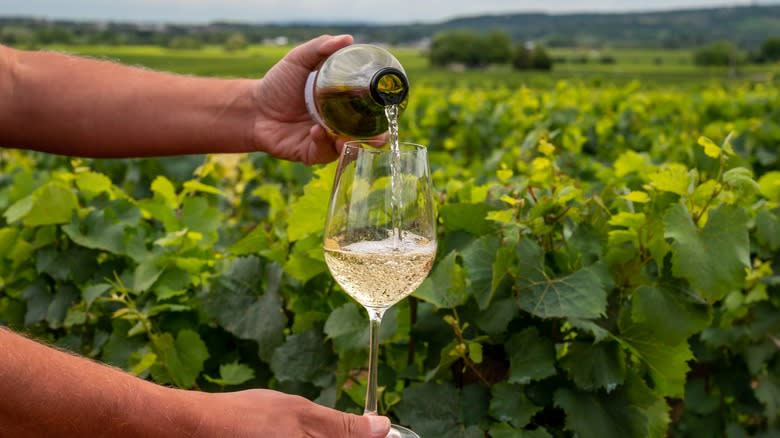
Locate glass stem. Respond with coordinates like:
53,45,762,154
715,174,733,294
364,306,386,416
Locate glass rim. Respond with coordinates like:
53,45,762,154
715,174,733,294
343,139,428,154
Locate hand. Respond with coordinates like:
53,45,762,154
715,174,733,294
186,388,391,438
253,34,354,165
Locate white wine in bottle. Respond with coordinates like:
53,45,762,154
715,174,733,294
305,44,409,138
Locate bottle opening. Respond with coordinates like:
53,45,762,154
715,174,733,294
370,67,409,106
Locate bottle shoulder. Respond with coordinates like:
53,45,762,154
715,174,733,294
317,44,405,88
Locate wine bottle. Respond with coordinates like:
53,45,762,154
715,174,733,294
305,44,409,138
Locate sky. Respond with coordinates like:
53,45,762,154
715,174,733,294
0,0,774,24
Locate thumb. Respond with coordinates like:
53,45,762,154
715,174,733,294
363,414,392,438
309,408,391,438
338,413,391,438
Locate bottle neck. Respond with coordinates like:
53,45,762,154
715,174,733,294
369,67,409,106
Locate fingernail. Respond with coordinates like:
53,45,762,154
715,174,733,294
368,415,390,437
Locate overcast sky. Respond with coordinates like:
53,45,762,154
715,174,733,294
1,0,773,24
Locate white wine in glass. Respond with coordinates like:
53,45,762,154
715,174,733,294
324,139,436,438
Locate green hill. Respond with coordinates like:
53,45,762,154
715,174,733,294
1,4,779,49
436,5,780,48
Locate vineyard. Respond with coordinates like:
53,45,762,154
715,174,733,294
1,46,779,437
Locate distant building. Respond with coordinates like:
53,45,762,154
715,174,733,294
263,36,289,46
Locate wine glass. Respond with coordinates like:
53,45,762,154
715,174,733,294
323,139,436,438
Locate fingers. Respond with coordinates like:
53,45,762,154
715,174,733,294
306,124,342,164
317,34,354,57
285,34,354,71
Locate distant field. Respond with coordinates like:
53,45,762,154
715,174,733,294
48,44,289,78
47,44,779,89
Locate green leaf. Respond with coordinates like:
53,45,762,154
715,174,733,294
439,202,494,235
754,371,780,423
755,209,780,251
23,279,53,327
75,171,113,198
81,283,111,308
182,180,224,197
516,264,608,320
461,383,490,428
554,372,669,438
757,171,780,202
697,136,721,158
6,182,78,226
151,176,179,209
62,199,141,254
154,329,210,389
252,184,285,219
489,383,542,428
62,306,87,329
631,285,711,345
461,235,501,309
515,239,607,319
0,227,19,255
488,423,552,438
609,212,646,229
395,382,468,437
132,258,164,293
230,224,288,263
180,197,221,238
622,191,650,203
722,167,759,196
493,245,515,289
46,285,79,329
568,318,611,343
146,304,191,317
475,298,518,336
284,247,326,283
649,162,690,196
559,341,626,392
153,268,191,300
323,302,367,354
101,321,146,369
3,195,33,224
614,150,654,178
683,379,720,415
129,352,157,376
618,316,693,398
287,163,336,242
663,204,750,302
269,330,333,383
506,327,556,384
205,362,256,387
202,258,286,362
414,251,467,309
0,297,26,329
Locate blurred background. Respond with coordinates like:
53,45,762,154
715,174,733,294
2,0,780,86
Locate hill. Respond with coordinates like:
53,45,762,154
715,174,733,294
437,5,780,48
1,4,779,49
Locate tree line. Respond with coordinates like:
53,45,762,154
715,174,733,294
429,30,552,71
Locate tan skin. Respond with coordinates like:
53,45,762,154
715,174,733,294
0,35,391,438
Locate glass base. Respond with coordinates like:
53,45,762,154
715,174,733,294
387,424,419,438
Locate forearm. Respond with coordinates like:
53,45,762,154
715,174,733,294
0,45,257,158
0,328,197,437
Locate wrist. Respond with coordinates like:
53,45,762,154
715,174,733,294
232,78,262,154
124,383,206,437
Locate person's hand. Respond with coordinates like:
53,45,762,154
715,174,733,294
183,388,391,438
252,34,353,165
